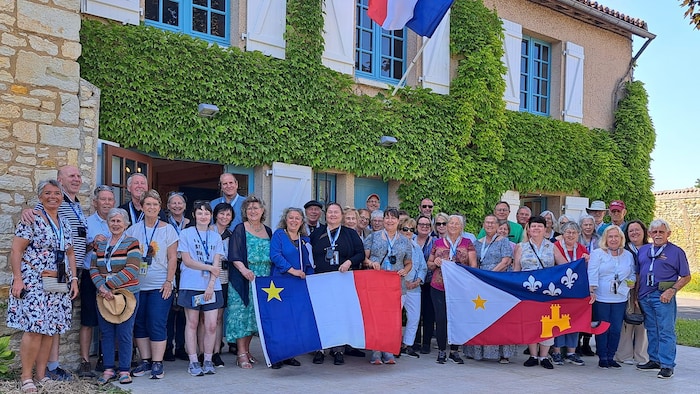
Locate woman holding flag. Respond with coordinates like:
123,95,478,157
427,214,476,365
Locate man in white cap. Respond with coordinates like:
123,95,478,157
366,193,380,213
586,200,609,235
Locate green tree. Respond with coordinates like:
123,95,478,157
695,178,700,188
681,0,700,29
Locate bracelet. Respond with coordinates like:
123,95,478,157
71,277,79,282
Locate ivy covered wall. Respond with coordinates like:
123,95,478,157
78,0,655,230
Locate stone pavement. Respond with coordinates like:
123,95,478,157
115,337,699,394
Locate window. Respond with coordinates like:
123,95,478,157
314,173,336,207
145,0,229,45
355,0,406,82
520,36,551,115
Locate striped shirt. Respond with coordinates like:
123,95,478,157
36,193,88,267
90,236,140,294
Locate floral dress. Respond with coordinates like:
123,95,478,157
6,216,74,335
226,232,271,340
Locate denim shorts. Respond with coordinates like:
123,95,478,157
177,289,224,311
80,269,98,327
134,289,173,341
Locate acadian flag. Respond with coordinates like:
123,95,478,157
442,258,609,346
367,0,455,38
253,271,402,366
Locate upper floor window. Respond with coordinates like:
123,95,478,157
520,36,550,116
355,0,406,82
145,0,229,45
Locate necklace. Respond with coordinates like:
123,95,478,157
250,222,263,232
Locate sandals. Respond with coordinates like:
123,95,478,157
97,369,116,385
118,371,132,384
236,353,253,369
21,379,37,393
246,352,258,365
34,377,50,387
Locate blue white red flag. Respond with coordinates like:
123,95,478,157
367,0,455,38
442,258,609,345
253,271,402,365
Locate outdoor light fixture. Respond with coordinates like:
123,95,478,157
379,135,398,147
198,103,219,118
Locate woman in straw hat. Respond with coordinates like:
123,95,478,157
91,207,140,385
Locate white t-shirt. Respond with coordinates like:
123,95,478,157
125,220,179,291
177,227,224,291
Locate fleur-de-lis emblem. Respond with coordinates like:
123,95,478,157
561,268,578,289
523,275,542,292
543,282,562,296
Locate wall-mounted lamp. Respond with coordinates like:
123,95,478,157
379,135,398,147
198,103,219,118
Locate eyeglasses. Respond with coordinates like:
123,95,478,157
168,191,184,197
436,222,447,226
421,205,434,209
401,227,416,232
649,230,666,234
93,185,113,196
417,223,431,227
610,209,622,213
359,217,370,221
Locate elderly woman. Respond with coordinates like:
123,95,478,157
514,216,557,369
125,189,179,379
268,207,315,369
466,215,514,363
309,202,365,365
550,221,589,367
210,202,234,365
540,210,559,242
614,220,650,366
364,208,413,365
434,212,449,238
497,220,517,250
369,209,384,232
178,201,224,377
428,214,476,365
8,180,79,393
91,208,140,385
579,214,600,252
226,196,272,369
357,208,371,239
414,215,436,355
588,225,636,369
397,217,426,359
343,207,363,239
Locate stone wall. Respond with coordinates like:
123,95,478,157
0,0,99,368
653,188,700,273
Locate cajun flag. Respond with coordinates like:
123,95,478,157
253,270,402,366
442,258,609,345
367,0,455,38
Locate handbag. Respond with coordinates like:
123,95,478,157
624,289,644,325
42,276,69,293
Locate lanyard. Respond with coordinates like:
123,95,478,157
67,198,88,228
559,240,578,263
142,220,158,258
42,208,65,251
169,216,185,235
195,227,210,262
383,230,399,256
104,233,126,272
628,242,638,256
480,235,499,261
327,226,341,249
130,202,144,224
446,235,461,261
649,244,665,274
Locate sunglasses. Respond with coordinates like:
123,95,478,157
436,222,447,226
421,205,434,209
401,227,416,232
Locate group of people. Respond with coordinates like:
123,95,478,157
6,169,692,393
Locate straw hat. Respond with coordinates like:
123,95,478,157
97,288,137,324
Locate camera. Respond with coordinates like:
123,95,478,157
389,255,397,265
77,226,87,238
55,250,66,283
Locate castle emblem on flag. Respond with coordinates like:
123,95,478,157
540,304,571,338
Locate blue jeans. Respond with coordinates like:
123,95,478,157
98,294,139,372
134,289,173,341
639,290,677,368
592,301,626,361
554,332,578,351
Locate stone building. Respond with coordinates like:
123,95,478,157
653,188,700,273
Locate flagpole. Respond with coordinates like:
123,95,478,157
391,37,431,96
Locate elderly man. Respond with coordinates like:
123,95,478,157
477,201,523,243
586,200,609,235
78,185,115,377
119,173,148,225
516,206,531,228
210,173,245,230
609,200,628,231
636,220,691,379
366,193,381,212
303,200,324,235
419,198,435,219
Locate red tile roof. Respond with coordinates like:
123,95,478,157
575,0,647,30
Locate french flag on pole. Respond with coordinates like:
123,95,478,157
253,271,402,365
367,0,455,38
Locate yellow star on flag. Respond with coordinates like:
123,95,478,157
262,280,284,302
472,294,487,310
